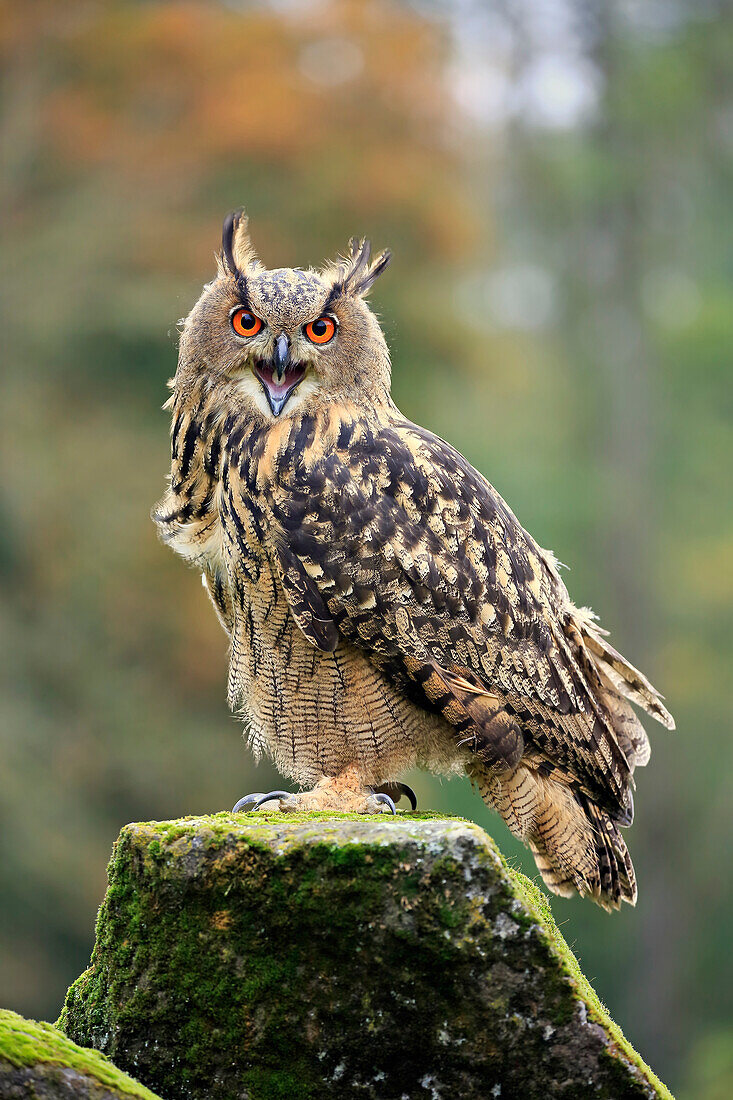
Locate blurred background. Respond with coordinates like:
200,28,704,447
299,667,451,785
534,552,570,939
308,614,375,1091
1,0,731,1095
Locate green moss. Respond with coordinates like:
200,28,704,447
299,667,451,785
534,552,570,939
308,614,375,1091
503,863,674,1100
0,1009,162,1098
243,1067,318,1100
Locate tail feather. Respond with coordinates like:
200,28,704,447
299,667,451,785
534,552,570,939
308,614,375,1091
527,845,577,898
474,763,637,911
582,797,637,908
597,679,651,770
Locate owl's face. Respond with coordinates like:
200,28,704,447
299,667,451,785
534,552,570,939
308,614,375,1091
176,213,392,422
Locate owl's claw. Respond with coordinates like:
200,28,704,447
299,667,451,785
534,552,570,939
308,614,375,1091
252,790,293,811
367,792,397,815
369,782,418,811
398,783,418,811
232,791,293,812
254,790,295,811
232,793,265,812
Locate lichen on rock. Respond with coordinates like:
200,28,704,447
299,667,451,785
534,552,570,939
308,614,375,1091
58,812,673,1100
0,1008,163,1099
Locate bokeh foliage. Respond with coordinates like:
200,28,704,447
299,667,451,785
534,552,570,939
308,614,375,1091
0,2,731,1097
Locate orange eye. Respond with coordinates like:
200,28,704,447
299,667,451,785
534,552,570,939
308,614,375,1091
305,315,337,345
231,308,263,337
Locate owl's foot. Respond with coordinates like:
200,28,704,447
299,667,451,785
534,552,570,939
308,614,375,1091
233,788,396,814
232,767,415,815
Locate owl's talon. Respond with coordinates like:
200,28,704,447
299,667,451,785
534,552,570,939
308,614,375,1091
388,782,417,810
397,783,418,811
252,790,293,811
369,782,418,810
368,792,397,815
232,793,265,812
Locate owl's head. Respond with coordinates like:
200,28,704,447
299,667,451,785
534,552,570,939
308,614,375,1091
176,211,392,421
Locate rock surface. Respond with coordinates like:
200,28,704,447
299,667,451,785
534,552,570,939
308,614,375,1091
59,812,672,1100
0,1009,162,1099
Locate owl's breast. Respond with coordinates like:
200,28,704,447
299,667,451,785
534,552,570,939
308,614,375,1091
220,514,456,786
214,421,461,784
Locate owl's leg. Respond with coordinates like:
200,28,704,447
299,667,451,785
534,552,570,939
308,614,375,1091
232,766,406,815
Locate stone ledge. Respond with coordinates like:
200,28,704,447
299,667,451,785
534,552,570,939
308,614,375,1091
59,812,672,1100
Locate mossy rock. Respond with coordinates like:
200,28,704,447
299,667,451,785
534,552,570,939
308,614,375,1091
0,1008,163,1098
58,812,672,1100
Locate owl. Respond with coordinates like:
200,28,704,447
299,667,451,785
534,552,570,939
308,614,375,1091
153,211,674,910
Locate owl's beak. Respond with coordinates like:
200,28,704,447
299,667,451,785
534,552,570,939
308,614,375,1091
253,332,305,417
273,333,290,381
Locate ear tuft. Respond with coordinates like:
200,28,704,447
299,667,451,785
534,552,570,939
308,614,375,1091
221,209,259,278
329,237,392,299
361,247,391,294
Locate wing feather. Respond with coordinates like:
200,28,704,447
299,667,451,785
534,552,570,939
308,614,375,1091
259,414,665,817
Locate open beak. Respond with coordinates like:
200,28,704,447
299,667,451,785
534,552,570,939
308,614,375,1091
253,332,306,417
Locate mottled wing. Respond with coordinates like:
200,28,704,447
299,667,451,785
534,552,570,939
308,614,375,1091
261,415,634,815
276,542,339,653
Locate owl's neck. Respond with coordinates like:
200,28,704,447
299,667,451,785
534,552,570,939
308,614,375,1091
170,375,401,498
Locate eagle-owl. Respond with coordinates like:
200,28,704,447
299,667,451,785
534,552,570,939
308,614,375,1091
153,212,674,910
